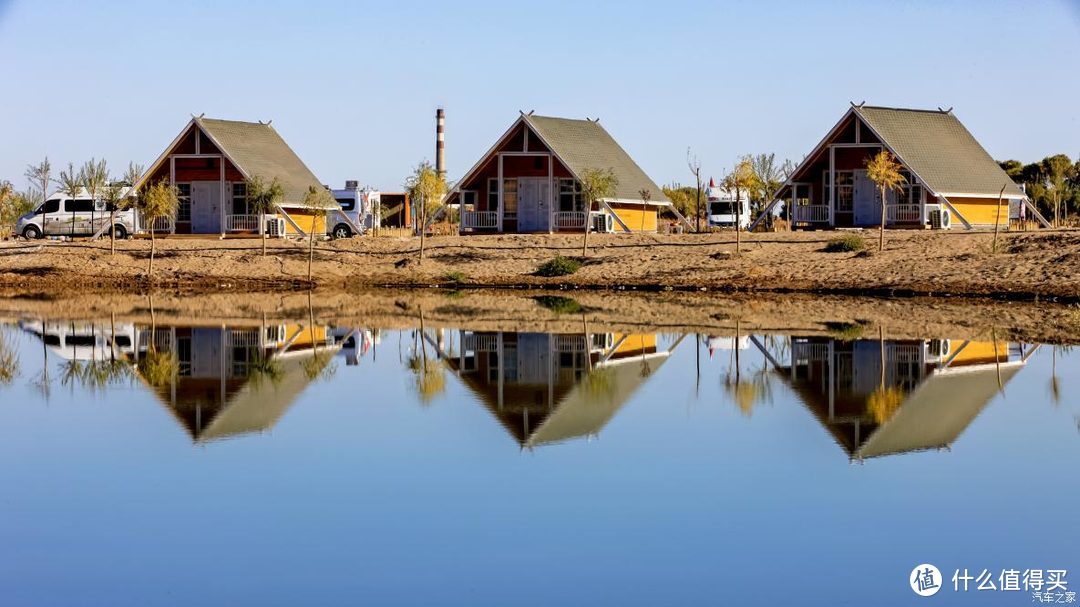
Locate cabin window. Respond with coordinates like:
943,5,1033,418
336,197,355,211
894,171,922,205
176,184,192,222
488,178,517,216
558,179,582,212
39,199,61,214
460,191,477,211
487,178,498,210
502,179,518,217
824,171,854,212
232,183,248,215
176,336,192,377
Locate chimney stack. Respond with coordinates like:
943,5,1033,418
435,108,446,179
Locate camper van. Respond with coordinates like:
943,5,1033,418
328,181,381,239
705,179,750,229
17,189,139,239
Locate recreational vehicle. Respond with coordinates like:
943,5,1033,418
706,179,750,229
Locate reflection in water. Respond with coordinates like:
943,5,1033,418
753,334,1037,460
423,329,684,448
3,318,1061,458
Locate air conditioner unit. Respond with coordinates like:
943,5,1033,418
591,212,614,233
928,339,951,358
929,208,953,230
266,217,287,238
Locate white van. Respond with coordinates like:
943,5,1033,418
329,181,380,239
17,190,139,239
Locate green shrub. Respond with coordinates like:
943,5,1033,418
443,271,467,284
824,321,866,341
536,256,582,277
533,295,583,314
824,234,865,253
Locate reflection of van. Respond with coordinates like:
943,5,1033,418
17,190,139,239
19,319,138,361
328,181,380,239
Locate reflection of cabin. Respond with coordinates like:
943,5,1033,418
755,335,1036,460
433,330,681,448
137,323,337,443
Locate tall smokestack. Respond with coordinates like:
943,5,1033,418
435,108,446,179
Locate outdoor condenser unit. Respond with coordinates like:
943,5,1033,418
266,216,287,238
929,208,953,230
591,212,615,233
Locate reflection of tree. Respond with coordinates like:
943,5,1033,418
407,307,444,405
139,347,178,389
584,367,617,399
249,350,284,388
0,332,19,386
303,294,337,383
723,320,772,417
867,386,905,424
62,359,132,393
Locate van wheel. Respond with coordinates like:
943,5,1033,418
22,225,42,240
110,225,128,239
332,224,353,239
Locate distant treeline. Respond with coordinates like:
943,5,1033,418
999,154,1079,225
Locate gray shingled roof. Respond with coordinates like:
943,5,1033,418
524,115,669,202
196,117,323,205
853,106,1024,198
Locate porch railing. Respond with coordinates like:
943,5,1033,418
793,205,830,223
225,214,261,232
554,211,588,230
142,215,175,234
461,211,498,229
886,204,922,224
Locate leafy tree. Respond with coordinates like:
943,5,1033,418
301,185,337,282
139,180,179,279
749,153,791,224
0,331,20,386
578,167,618,257
55,162,83,236
723,156,756,253
662,184,697,219
245,175,285,256
998,159,1023,180
1,186,38,238
24,157,51,230
865,150,906,252
403,161,447,262
1044,154,1074,227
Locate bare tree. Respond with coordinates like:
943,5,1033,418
687,148,703,233
24,157,51,231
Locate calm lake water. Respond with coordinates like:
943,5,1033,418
0,301,1077,606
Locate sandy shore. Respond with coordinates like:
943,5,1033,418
1,289,1077,345
0,230,1078,301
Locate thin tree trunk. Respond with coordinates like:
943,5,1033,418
149,229,155,278
735,191,742,254
308,223,315,283
419,195,427,262
261,211,267,256
582,212,589,258
993,184,1006,253
110,210,117,255
878,185,886,252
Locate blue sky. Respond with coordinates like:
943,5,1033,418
1,0,1078,192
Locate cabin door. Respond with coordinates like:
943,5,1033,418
853,170,881,226
517,178,551,232
191,181,222,233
